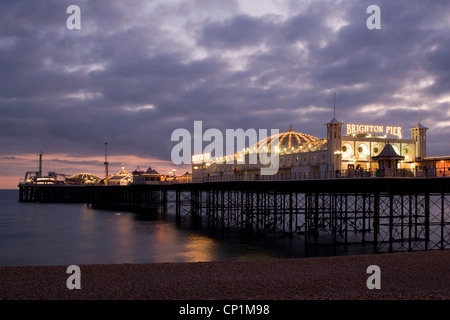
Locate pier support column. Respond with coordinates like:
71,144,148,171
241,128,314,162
373,192,380,253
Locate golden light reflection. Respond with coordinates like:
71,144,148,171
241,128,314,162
146,223,219,263
114,213,133,234
179,236,217,262
79,205,96,235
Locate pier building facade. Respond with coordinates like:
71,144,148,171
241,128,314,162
132,167,163,184
191,116,447,182
65,172,101,185
106,165,133,186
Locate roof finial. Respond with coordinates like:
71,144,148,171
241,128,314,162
418,99,421,124
334,92,336,118
289,124,293,131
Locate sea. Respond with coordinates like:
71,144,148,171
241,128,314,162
0,189,374,267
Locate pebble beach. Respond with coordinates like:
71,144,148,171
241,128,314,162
0,250,449,300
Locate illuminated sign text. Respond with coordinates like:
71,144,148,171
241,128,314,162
192,153,211,164
346,124,402,138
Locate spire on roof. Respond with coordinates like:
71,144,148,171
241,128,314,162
412,100,428,130
325,92,344,125
334,92,336,118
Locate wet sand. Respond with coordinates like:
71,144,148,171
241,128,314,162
0,250,449,300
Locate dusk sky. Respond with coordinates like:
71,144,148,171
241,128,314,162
1,0,450,189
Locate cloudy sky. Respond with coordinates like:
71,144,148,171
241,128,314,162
1,0,450,188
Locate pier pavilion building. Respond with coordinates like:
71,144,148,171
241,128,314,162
105,164,133,186
65,172,102,185
132,166,163,184
191,115,449,182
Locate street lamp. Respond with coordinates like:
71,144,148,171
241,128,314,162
334,150,343,173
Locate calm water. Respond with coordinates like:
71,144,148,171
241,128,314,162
0,190,373,266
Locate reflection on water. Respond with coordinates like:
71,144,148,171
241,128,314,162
0,190,374,267
179,236,216,262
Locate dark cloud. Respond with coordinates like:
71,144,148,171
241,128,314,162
424,42,450,95
198,14,275,49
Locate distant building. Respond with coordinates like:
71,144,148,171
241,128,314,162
65,172,102,185
165,171,192,183
106,164,133,186
132,166,162,184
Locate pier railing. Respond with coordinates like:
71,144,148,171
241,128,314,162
193,168,447,183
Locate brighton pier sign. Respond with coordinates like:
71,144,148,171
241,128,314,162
346,124,402,138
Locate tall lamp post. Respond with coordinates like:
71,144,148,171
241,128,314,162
334,150,342,178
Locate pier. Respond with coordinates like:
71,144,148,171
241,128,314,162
18,177,450,253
